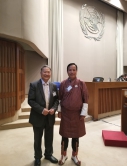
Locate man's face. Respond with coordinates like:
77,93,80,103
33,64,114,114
41,67,51,82
67,65,77,80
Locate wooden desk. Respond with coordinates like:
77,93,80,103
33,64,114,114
85,82,127,120
121,89,127,135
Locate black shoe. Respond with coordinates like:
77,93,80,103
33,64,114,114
34,159,41,166
45,155,58,163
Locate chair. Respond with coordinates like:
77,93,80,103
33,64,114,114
116,74,127,82
53,82,61,90
93,77,104,82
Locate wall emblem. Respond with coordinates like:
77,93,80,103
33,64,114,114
79,4,105,41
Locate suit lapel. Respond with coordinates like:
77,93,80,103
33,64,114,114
49,82,53,104
38,79,45,100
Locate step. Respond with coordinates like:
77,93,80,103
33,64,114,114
0,119,32,130
18,113,92,121
0,115,92,130
85,115,92,122
19,111,91,121
19,112,58,119
0,118,61,130
19,112,30,119
20,107,92,121
22,107,31,112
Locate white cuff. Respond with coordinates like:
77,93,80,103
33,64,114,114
80,103,88,116
57,100,61,112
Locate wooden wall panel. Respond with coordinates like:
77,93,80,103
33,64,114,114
121,89,127,135
86,82,127,120
98,88,122,114
0,39,25,120
16,44,25,110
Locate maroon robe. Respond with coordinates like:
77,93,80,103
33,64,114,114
59,78,89,138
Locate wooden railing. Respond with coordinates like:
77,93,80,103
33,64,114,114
121,89,127,135
86,82,127,120
0,39,25,120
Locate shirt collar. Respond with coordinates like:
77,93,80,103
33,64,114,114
68,77,77,82
41,79,49,85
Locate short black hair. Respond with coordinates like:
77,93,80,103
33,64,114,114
67,63,78,71
41,65,51,71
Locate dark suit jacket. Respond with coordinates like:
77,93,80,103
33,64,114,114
28,79,59,127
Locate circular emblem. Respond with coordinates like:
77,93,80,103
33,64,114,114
79,4,105,41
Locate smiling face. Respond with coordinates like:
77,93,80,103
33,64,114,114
40,67,51,83
67,64,77,81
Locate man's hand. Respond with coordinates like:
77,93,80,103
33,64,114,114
49,109,55,115
58,112,61,119
42,108,49,115
80,115,85,120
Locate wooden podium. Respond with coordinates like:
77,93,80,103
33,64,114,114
85,82,127,120
121,89,127,135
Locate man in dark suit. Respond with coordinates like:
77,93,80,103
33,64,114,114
28,65,59,166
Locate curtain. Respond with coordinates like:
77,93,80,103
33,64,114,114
48,0,63,82
116,10,123,78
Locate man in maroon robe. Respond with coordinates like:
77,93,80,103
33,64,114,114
58,63,89,166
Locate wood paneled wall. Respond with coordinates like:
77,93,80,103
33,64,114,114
121,89,127,135
86,82,127,120
0,39,25,120
98,88,121,114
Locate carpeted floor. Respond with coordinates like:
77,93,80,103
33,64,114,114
0,114,127,166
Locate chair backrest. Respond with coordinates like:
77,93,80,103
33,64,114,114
53,82,61,90
116,73,127,82
93,77,104,82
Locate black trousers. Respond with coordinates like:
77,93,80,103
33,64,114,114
33,120,53,159
61,137,79,152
